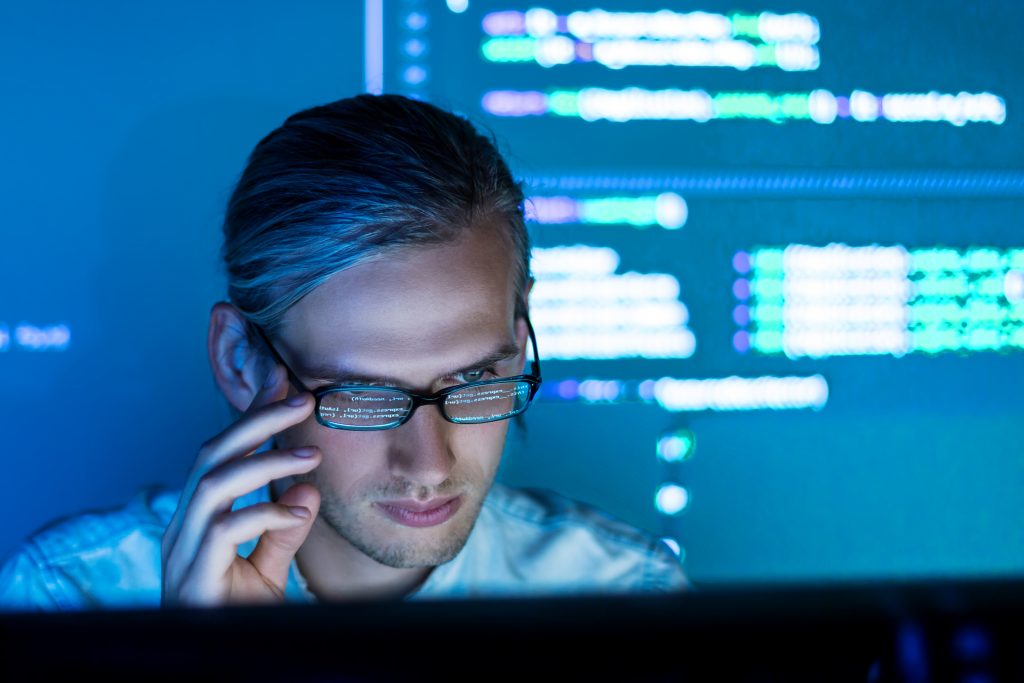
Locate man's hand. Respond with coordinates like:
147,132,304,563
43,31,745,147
161,364,322,607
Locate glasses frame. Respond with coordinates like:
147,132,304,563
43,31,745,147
246,313,543,431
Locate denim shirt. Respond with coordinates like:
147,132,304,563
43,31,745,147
0,478,692,611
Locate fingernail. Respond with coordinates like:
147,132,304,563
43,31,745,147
293,446,317,458
288,506,311,518
263,366,278,388
286,393,307,407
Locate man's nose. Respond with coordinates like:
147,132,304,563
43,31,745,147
386,401,455,489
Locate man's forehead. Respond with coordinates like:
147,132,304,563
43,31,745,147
274,223,520,386
281,312,520,390
285,268,516,356
295,337,521,387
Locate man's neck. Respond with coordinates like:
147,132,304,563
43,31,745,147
269,477,435,601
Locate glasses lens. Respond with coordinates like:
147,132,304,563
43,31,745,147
444,380,533,424
318,388,411,429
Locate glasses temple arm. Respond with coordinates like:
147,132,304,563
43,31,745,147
248,321,314,395
524,314,542,380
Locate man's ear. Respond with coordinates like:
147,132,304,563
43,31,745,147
524,275,534,302
208,301,267,414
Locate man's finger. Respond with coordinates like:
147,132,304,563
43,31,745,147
164,363,310,562
188,500,314,598
164,446,322,587
246,482,322,590
198,366,312,475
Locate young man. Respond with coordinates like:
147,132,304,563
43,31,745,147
0,94,691,610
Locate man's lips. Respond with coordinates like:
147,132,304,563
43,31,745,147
374,495,463,527
377,495,459,513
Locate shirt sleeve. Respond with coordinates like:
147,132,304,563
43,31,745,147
0,541,69,612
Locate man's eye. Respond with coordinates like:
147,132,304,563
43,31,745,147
456,367,494,383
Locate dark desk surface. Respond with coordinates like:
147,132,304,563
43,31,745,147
3,575,1022,682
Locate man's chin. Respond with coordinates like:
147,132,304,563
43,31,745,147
356,526,474,568
382,517,479,567
315,496,483,569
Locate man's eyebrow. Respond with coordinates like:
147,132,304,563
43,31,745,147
296,341,522,387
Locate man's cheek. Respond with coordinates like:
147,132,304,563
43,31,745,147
319,459,385,499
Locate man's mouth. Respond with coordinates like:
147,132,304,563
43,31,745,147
374,495,462,528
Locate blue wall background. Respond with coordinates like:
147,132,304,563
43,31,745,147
0,0,367,565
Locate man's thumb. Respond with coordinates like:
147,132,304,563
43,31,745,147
247,483,321,590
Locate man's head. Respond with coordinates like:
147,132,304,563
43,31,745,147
208,94,535,571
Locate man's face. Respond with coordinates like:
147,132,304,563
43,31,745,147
267,221,531,569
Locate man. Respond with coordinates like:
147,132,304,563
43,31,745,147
0,93,691,610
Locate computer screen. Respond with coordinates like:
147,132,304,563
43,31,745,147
371,0,1023,583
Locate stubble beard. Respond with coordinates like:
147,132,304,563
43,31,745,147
290,469,490,569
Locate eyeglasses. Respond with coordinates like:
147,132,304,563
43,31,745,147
246,315,543,431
